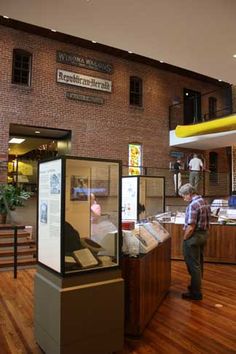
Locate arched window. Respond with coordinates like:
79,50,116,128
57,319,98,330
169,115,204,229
129,76,143,107
12,49,32,86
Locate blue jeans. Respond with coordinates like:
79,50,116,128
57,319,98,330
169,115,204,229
183,230,208,295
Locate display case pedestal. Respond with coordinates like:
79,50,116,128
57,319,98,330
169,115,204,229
121,238,171,336
35,266,124,354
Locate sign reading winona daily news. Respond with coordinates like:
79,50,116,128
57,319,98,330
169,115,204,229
57,69,112,93
56,51,113,74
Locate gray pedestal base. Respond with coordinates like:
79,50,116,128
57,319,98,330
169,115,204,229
34,266,124,354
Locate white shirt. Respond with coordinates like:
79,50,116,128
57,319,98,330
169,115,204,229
189,157,203,171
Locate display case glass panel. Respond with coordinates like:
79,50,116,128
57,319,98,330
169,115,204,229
122,176,165,221
38,156,121,276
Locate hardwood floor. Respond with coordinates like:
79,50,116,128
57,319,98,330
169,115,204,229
0,261,235,354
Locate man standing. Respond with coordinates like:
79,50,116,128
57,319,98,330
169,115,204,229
178,183,210,300
188,153,203,188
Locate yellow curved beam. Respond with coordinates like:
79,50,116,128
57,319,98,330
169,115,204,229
175,114,236,138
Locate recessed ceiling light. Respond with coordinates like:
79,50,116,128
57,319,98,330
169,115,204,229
233,54,236,58
3,15,9,19
9,138,25,144
35,130,41,134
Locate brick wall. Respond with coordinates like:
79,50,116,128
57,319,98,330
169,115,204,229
0,25,230,178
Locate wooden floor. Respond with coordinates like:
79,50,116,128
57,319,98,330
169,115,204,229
0,261,236,354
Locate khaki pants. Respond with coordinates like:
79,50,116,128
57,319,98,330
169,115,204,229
174,172,182,194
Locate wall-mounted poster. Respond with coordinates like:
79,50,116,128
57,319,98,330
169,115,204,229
71,176,88,201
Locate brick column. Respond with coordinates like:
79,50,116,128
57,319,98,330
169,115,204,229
0,153,8,183
231,146,236,191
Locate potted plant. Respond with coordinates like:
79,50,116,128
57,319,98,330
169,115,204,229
0,184,31,224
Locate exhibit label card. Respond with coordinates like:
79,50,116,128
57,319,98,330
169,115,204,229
122,177,138,220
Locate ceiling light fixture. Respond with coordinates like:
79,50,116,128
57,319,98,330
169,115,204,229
233,54,236,58
51,29,57,32
3,15,9,19
218,79,222,82
128,51,133,54
9,138,25,144
92,40,97,43
160,60,164,63
35,130,41,134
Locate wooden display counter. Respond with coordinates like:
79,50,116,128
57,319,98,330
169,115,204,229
121,237,171,336
164,223,236,264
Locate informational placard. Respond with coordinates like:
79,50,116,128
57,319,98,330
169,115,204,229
38,159,62,272
122,177,138,220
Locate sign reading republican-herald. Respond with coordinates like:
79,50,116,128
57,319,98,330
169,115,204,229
57,69,112,93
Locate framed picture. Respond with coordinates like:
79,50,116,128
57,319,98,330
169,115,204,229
70,176,88,201
40,201,48,224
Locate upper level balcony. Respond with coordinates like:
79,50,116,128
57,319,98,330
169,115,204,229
169,85,236,149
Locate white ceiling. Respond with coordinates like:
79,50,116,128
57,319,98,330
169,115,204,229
1,0,236,84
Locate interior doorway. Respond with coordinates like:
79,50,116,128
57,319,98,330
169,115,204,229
184,88,202,125
8,124,71,190
7,124,71,237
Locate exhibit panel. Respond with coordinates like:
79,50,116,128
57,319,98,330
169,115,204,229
38,158,62,273
38,156,121,275
122,176,165,221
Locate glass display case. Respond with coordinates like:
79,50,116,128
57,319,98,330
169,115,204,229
37,156,121,275
122,176,165,221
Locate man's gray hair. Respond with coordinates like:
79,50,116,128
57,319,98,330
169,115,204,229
179,183,196,196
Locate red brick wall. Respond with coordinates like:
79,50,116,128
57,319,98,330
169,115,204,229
0,25,230,174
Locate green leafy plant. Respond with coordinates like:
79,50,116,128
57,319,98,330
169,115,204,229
0,184,31,216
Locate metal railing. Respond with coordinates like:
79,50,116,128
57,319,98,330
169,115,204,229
0,224,25,278
169,85,234,131
122,165,230,198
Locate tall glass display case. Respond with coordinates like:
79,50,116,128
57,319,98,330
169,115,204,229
38,156,121,275
122,175,165,221
35,156,124,354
